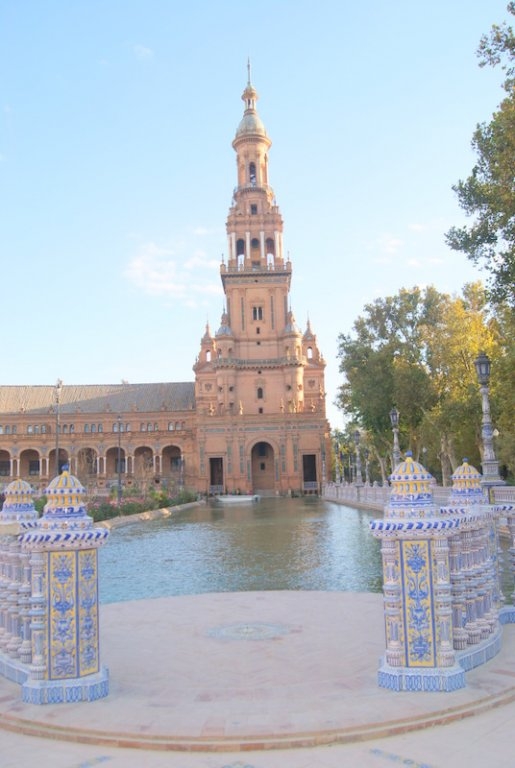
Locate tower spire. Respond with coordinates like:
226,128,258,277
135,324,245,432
226,71,283,273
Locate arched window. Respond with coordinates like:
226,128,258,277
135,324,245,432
257,387,264,399
236,239,245,268
249,162,256,186
307,346,313,359
266,238,275,267
206,350,211,362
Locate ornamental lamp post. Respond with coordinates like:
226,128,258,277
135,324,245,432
354,430,363,487
54,379,63,476
389,407,401,469
334,441,341,484
117,415,123,508
365,448,370,486
474,352,504,499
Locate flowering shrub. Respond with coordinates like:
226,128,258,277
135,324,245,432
87,488,197,522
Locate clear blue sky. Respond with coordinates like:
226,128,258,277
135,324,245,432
0,0,508,429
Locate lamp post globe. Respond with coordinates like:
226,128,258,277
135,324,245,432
474,351,491,386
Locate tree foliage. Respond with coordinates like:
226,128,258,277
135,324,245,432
478,2,515,89
336,284,512,484
446,4,515,307
337,287,443,442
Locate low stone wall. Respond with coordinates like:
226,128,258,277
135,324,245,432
323,482,457,512
322,483,389,512
97,500,206,530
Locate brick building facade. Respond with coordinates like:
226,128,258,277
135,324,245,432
0,73,330,497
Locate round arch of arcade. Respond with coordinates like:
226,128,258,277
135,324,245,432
0,442,185,493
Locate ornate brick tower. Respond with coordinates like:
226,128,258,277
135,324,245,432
194,67,329,496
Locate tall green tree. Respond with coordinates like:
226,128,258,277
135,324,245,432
417,283,500,482
336,285,504,483
336,287,442,474
489,303,515,478
446,4,515,307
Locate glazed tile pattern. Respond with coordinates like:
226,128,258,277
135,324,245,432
371,454,515,692
401,540,435,667
0,471,109,703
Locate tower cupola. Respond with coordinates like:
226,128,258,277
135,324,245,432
233,61,270,147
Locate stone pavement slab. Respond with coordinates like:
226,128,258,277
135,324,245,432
1,591,515,766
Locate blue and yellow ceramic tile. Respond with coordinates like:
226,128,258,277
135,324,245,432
400,540,436,667
78,549,99,676
49,551,77,679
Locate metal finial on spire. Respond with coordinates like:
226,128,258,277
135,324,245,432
247,57,252,85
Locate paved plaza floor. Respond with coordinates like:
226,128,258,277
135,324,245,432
2,591,515,768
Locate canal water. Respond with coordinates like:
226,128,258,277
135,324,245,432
98,497,383,604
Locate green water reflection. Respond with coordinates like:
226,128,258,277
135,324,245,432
99,497,383,604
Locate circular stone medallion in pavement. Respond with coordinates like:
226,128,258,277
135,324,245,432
207,621,291,641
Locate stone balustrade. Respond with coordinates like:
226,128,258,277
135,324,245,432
0,472,109,704
368,455,514,692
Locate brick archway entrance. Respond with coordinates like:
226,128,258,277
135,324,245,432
251,441,275,493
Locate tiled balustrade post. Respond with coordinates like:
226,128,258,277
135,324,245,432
21,470,110,704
